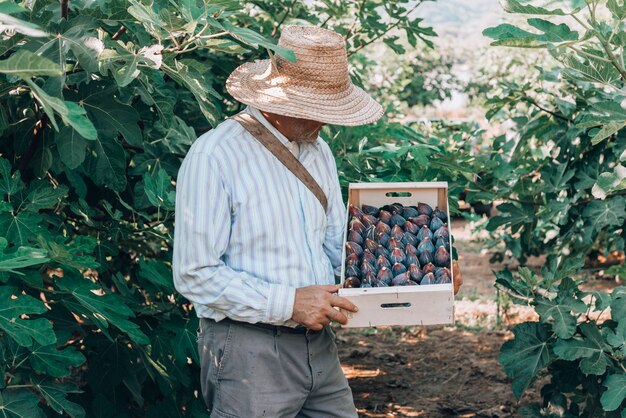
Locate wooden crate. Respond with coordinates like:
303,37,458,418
338,182,455,327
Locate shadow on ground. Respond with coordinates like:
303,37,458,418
337,326,537,418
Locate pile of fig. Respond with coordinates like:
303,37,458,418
343,202,452,288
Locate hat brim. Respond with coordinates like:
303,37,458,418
226,60,384,126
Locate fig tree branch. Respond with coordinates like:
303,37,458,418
347,0,425,56
344,0,366,40
272,0,297,36
520,94,573,124
111,26,127,41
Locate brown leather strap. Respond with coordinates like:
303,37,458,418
232,113,328,212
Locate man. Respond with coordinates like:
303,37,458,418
173,25,462,418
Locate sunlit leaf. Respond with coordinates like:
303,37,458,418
0,50,61,77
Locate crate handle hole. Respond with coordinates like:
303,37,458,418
380,302,412,309
385,192,412,198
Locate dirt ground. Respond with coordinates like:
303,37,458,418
336,218,622,417
337,326,531,417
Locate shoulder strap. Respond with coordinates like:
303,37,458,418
232,113,329,213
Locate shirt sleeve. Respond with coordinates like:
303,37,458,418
172,152,296,324
321,146,346,271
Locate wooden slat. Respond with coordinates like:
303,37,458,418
340,181,454,328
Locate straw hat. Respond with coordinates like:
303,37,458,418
226,25,384,126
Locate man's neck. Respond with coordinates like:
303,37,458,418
261,110,296,142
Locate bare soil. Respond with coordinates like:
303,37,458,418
337,326,533,417
336,218,621,418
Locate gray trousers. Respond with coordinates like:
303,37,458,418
197,318,358,418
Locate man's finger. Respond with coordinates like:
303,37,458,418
327,306,348,325
318,284,341,293
329,295,358,312
452,261,463,295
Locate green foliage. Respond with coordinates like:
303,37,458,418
481,1,626,414
498,264,626,416
329,119,480,211
0,0,445,416
477,0,626,265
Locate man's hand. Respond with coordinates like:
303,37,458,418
452,261,463,295
291,284,358,331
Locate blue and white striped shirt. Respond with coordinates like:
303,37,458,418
172,107,345,327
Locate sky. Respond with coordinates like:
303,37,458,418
416,0,506,47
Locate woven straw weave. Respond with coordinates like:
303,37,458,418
226,25,384,126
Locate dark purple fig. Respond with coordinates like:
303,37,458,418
375,245,391,259
417,202,433,217
390,248,406,265
435,237,449,251
345,264,361,278
364,225,376,241
344,277,361,288
389,213,407,228
404,220,419,235
382,203,403,214
390,203,404,213
345,253,359,266
349,218,366,234
364,238,378,253
417,225,433,241
379,210,392,225
435,275,451,285
345,241,363,257
409,214,430,228
374,279,389,287
418,250,433,266
362,271,376,287
435,267,451,282
391,224,404,241
349,206,364,219
430,216,444,232
419,272,435,285
405,243,418,255
348,230,364,245
408,264,424,282
376,267,392,285
404,251,419,267
402,206,419,219
433,207,448,222
377,255,391,270
375,221,391,235
435,246,450,267
361,262,376,276
392,272,409,286
362,250,376,266
377,233,390,247
392,262,407,276
362,214,378,228
423,262,436,274
418,237,435,255
433,225,450,241
362,204,380,217
402,232,418,247
387,237,402,250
